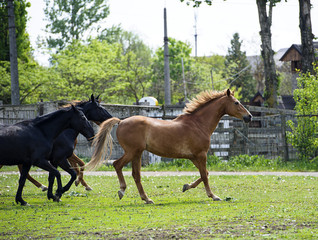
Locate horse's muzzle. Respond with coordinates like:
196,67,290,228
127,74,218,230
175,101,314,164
243,114,252,123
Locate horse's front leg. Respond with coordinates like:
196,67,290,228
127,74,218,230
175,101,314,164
58,158,77,194
16,164,32,206
34,160,62,202
185,156,221,201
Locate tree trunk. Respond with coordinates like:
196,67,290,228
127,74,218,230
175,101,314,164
7,0,20,105
299,0,315,74
256,0,278,108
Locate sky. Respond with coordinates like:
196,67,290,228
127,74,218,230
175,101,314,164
27,0,318,66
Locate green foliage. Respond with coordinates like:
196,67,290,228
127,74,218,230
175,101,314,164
0,60,53,104
49,40,122,102
44,0,110,50
0,0,31,62
150,38,193,104
150,38,228,104
0,61,11,103
0,174,317,239
225,33,256,102
48,37,152,104
287,66,318,161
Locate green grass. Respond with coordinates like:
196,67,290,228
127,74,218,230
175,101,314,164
85,154,318,172
0,173,317,239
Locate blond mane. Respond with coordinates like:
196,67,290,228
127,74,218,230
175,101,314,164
183,89,231,114
59,100,84,109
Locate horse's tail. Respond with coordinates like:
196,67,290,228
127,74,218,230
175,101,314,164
85,117,121,171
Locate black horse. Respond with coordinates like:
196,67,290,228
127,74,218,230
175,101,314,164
0,105,94,205
46,95,112,200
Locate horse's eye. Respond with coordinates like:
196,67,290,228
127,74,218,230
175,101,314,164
235,102,239,105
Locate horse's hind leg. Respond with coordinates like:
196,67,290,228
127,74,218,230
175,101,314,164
68,154,92,191
17,164,48,191
113,153,132,200
131,154,154,204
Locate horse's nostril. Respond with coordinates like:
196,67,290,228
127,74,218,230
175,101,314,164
243,115,252,123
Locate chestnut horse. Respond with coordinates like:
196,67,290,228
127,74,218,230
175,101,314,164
86,89,252,203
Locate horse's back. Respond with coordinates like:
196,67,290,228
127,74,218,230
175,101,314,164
0,122,48,165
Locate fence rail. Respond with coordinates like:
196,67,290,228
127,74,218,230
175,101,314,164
0,102,298,164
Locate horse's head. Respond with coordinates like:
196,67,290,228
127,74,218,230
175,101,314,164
224,89,252,123
70,105,94,141
82,94,112,125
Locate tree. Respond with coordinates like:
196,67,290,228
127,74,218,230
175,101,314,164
299,0,315,74
99,28,153,103
150,38,193,103
180,0,280,107
287,65,318,161
49,40,120,102
256,0,280,108
0,0,31,62
0,60,55,104
192,55,228,93
44,0,110,51
225,33,256,102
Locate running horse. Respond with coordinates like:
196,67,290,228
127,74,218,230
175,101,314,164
0,95,112,192
0,105,94,205
86,89,252,203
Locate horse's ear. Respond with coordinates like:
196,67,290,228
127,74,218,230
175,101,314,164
227,89,231,97
71,104,77,111
90,94,94,102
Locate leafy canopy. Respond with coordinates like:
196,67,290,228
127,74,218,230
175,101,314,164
44,0,110,51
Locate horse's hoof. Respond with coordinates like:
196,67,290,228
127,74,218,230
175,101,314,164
213,196,222,201
40,185,48,192
182,184,190,192
146,199,154,204
53,196,61,202
85,186,93,191
118,190,125,200
20,201,29,206
75,180,79,187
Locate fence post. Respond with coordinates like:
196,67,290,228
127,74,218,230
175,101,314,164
243,122,248,155
280,113,289,161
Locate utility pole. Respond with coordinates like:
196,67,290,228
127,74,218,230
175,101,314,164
181,58,187,102
163,8,171,105
8,0,20,105
194,10,198,57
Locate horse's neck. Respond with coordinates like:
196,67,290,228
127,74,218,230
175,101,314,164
62,129,79,142
192,97,226,135
35,110,71,140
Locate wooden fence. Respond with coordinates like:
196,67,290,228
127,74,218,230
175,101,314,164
0,102,298,164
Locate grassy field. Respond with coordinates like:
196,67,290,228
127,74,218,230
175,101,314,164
0,173,317,239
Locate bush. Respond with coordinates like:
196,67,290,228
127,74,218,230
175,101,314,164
287,65,318,161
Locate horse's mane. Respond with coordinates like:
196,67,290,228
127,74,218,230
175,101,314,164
59,100,87,109
183,89,230,114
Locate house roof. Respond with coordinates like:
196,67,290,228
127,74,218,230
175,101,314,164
279,42,318,62
279,96,296,110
